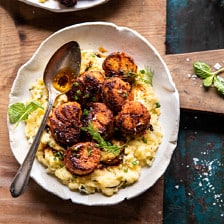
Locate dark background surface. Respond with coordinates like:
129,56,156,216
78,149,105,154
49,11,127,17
164,1,224,223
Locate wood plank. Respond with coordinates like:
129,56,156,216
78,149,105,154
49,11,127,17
0,0,166,223
165,49,224,114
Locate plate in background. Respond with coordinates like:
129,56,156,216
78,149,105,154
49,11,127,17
18,0,109,12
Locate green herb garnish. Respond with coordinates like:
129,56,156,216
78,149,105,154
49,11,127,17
142,137,147,144
82,122,124,156
76,89,82,95
53,151,64,161
138,66,153,85
123,168,128,173
8,101,44,127
73,82,79,87
155,102,161,108
193,62,224,94
87,146,92,156
83,108,89,116
92,96,97,102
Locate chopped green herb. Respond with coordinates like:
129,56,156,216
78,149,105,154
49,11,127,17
155,102,161,108
53,151,64,160
72,151,80,157
84,93,90,98
142,137,147,144
73,82,79,87
123,168,128,173
83,108,89,116
87,146,92,156
76,89,82,95
74,95,79,101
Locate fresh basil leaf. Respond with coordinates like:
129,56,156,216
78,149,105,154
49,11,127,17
26,101,44,113
8,102,27,124
8,101,44,126
193,62,213,79
17,101,44,125
214,76,224,95
203,75,214,87
216,75,224,82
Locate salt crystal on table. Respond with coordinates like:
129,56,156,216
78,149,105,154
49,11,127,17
214,63,222,70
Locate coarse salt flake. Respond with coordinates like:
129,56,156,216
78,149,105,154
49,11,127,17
214,63,222,70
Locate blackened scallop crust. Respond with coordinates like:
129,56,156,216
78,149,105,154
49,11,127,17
49,102,82,146
64,142,101,175
115,101,151,135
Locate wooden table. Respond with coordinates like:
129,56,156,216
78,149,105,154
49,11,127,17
1,0,224,223
0,1,166,223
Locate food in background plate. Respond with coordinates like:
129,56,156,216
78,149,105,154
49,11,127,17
16,49,162,196
59,0,77,7
39,0,77,7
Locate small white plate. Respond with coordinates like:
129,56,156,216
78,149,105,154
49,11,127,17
18,0,110,12
8,22,180,206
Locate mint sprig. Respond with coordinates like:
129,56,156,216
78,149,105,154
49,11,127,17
193,62,224,95
8,101,44,127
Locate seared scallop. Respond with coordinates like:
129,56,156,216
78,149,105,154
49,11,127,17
67,70,105,106
64,142,101,176
115,101,151,135
102,52,138,83
49,102,82,146
101,77,132,113
82,102,114,140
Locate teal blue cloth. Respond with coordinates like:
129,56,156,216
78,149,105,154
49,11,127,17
164,1,224,223
164,112,224,223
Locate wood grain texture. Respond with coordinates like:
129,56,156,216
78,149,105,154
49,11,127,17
165,50,224,114
0,0,166,223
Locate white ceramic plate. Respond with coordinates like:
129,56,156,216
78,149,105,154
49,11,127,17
18,0,109,12
8,22,180,206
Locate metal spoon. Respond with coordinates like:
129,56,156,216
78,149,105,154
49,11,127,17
10,41,81,197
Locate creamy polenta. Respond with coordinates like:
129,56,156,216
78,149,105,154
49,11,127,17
25,50,162,196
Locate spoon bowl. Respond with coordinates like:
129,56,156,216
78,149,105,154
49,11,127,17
10,41,81,197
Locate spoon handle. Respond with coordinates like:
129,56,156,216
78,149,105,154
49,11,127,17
10,98,54,197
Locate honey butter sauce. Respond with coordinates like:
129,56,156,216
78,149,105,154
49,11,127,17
53,68,76,93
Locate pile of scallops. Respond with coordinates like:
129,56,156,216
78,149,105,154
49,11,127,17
48,52,151,176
